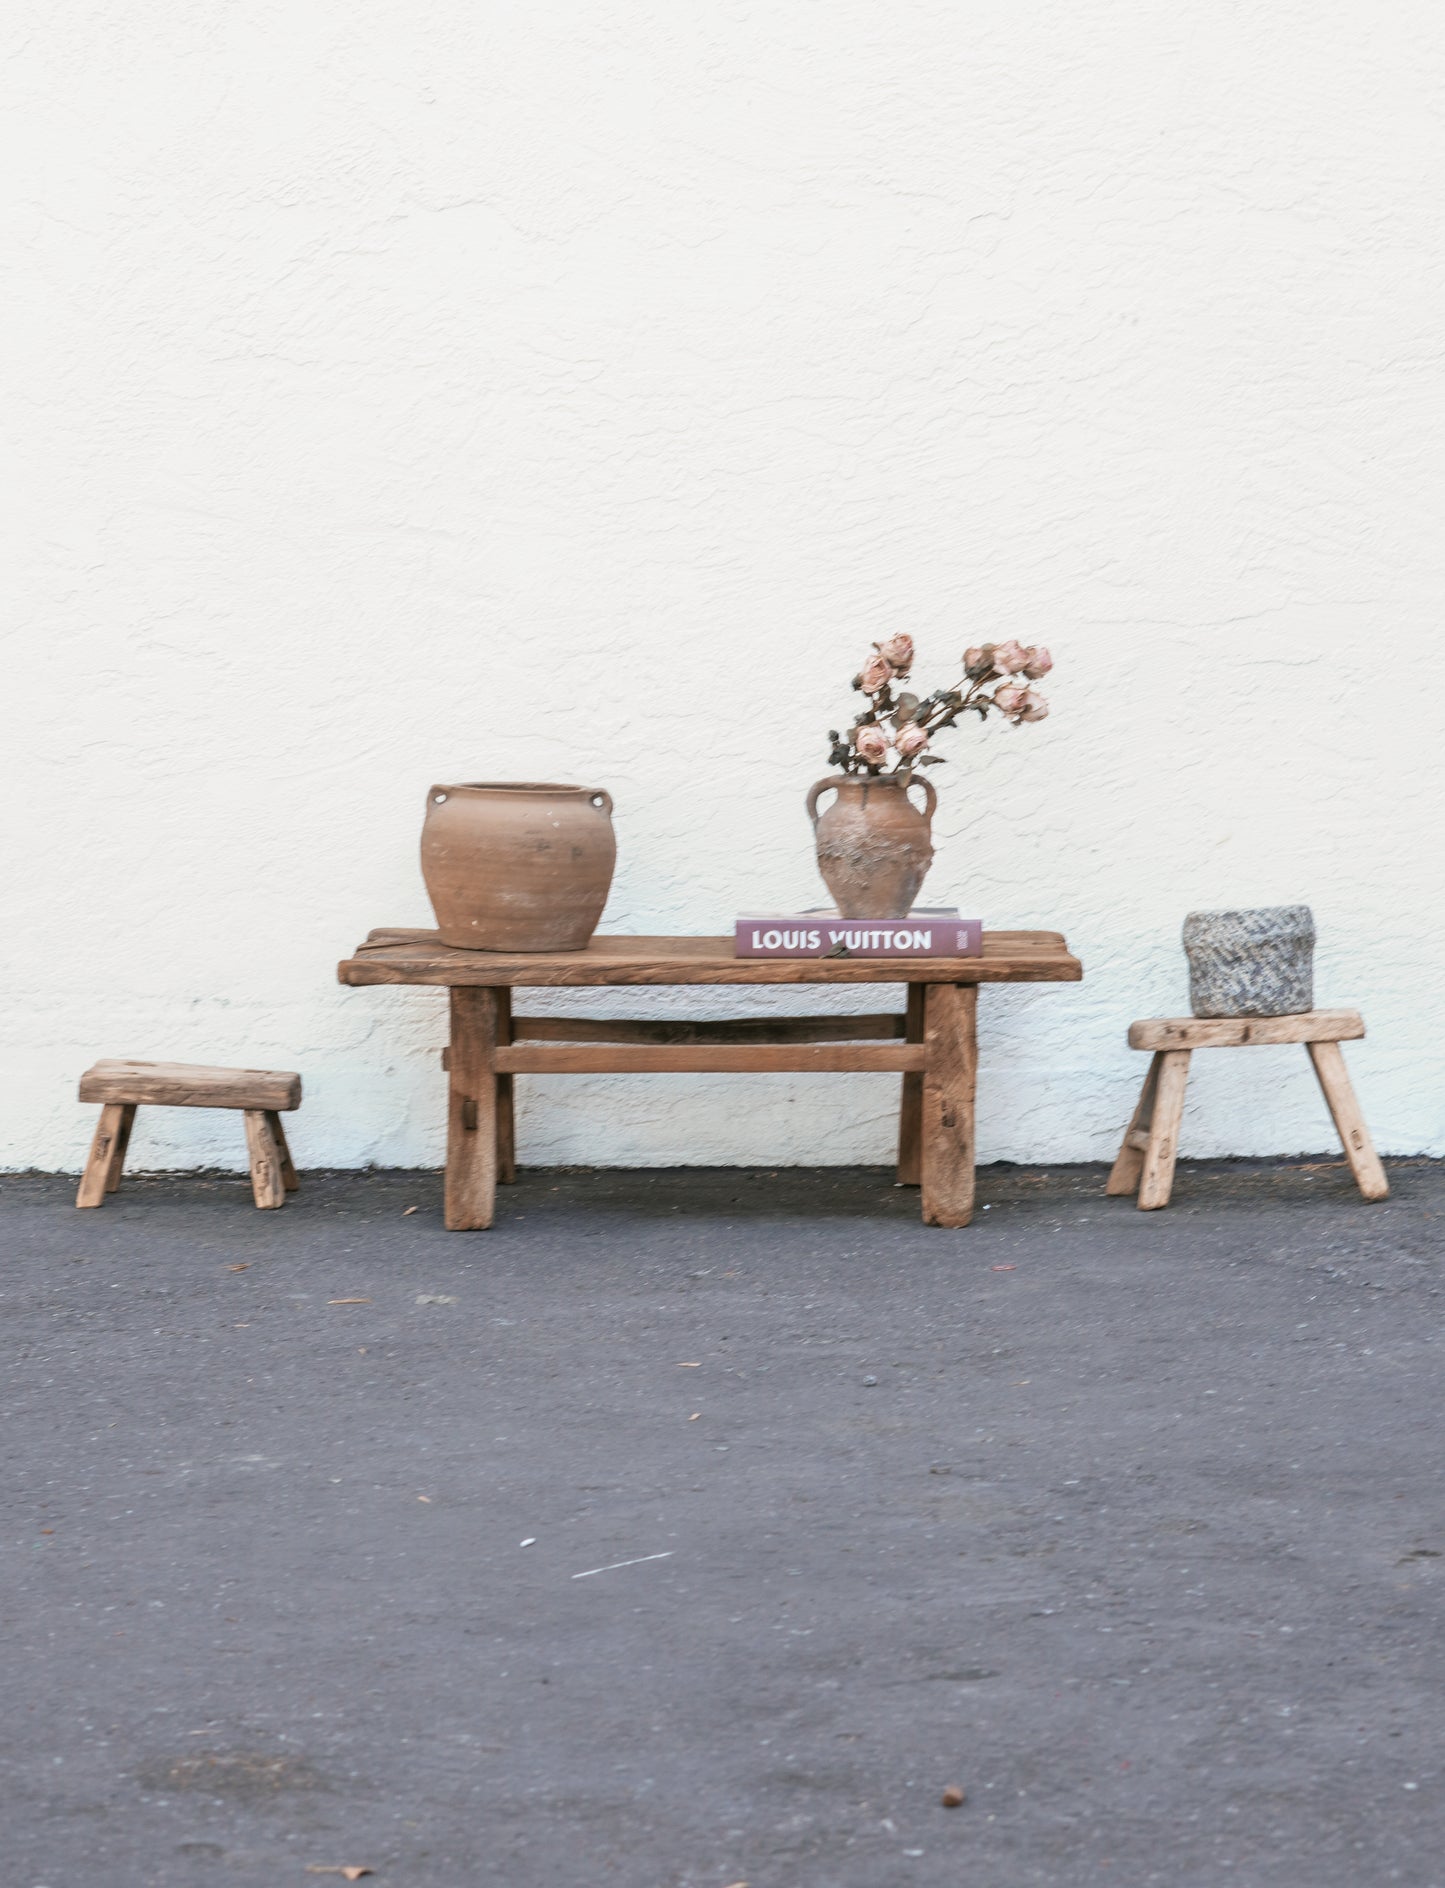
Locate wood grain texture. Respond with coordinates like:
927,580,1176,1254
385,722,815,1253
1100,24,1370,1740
1106,1052,1162,1196
244,1110,286,1209
494,1042,928,1074
339,929,1081,989
511,1012,908,1044
1137,1050,1191,1210
79,1060,301,1110
897,982,926,1186
446,986,499,1230
1307,1041,1390,1201
265,1111,299,1191
921,983,978,1227
443,1015,908,1066
496,987,516,1186
76,1103,129,1209
1128,1010,1363,1051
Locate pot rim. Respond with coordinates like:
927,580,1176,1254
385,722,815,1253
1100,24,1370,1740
813,771,916,788
428,781,605,796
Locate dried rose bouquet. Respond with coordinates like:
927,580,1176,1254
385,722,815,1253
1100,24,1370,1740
826,635,1053,779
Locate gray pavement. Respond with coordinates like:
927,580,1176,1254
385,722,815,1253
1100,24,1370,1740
3,1160,1442,1887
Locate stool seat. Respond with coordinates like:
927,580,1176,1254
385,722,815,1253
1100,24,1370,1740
1127,1008,1364,1051
1108,1008,1387,1209
76,1059,302,1211
79,1059,301,1111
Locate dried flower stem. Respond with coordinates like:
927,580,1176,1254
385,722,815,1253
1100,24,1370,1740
827,640,1053,780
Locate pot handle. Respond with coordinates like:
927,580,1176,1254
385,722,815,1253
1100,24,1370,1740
587,789,614,816
806,778,840,828
906,773,938,821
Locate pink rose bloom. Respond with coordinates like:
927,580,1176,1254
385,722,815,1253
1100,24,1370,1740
1022,645,1053,679
1018,690,1049,722
877,634,915,675
993,638,1029,674
992,683,1029,716
853,723,890,766
963,644,994,679
857,653,894,695
894,722,929,759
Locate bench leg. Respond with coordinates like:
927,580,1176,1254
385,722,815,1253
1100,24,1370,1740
446,986,500,1230
921,983,978,1228
265,1111,299,1191
1137,1049,1190,1210
244,1110,287,1209
1107,1053,1162,1196
897,982,926,1185
77,1103,133,1209
1307,1040,1389,1201
496,988,517,1185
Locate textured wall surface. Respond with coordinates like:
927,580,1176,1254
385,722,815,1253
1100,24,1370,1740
6,1,1444,1173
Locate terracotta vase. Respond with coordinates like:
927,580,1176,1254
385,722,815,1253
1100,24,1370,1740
420,782,616,951
806,773,937,919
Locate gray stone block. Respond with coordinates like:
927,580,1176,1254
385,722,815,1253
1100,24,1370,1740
1182,906,1315,1018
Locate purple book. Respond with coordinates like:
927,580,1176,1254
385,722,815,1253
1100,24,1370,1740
735,909,982,959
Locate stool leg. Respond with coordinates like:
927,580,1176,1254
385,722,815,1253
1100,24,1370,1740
77,1104,129,1209
265,1112,299,1190
1107,1054,1162,1196
244,1110,287,1209
105,1103,136,1193
1307,1041,1389,1201
1137,1050,1190,1210
897,982,925,1185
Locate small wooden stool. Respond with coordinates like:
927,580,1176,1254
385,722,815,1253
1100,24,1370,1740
76,1060,301,1210
1107,1009,1388,1210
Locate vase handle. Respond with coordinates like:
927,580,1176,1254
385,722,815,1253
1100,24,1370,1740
587,788,614,816
806,778,840,828
906,773,937,821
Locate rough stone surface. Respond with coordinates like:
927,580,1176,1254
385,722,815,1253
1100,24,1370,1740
3,1163,1442,1886
1183,905,1316,1018
6,5,1445,1169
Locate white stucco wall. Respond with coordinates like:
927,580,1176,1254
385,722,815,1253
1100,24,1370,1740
6,2,1444,1174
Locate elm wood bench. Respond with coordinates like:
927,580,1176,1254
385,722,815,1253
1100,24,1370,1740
76,1060,301,1210
337,929,1083,1231
1107,1008,1388,1210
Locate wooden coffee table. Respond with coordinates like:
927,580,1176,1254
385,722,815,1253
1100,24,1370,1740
337,929,1082,1230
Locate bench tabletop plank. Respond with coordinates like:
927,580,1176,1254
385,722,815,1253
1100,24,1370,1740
338,929,1082,988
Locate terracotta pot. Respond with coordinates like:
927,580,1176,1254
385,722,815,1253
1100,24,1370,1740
806,773,937,919
420,782,616,951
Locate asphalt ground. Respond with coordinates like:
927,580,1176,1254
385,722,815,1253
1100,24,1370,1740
3,1159,1442,1887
